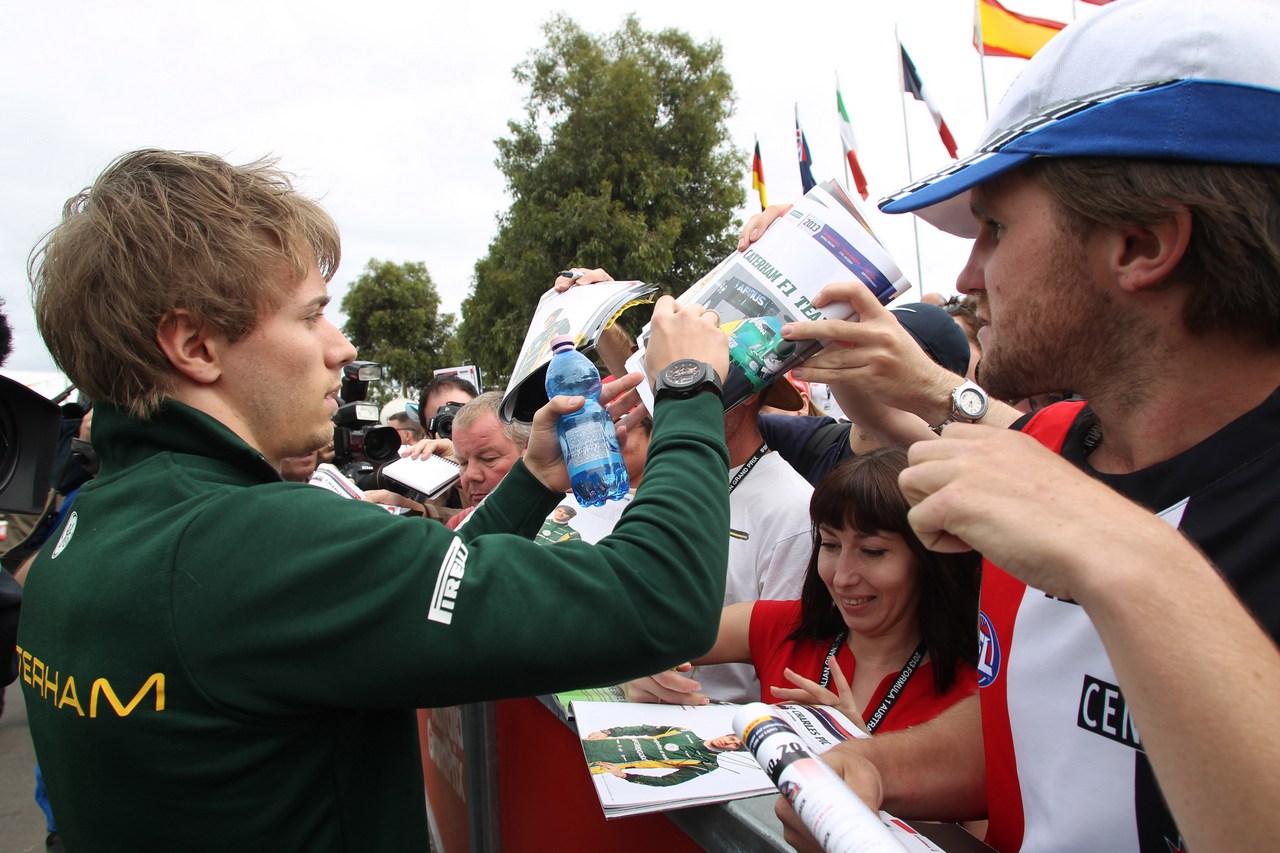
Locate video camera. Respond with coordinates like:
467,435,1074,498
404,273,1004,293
0,376,61,514
332,361,401,478
0,376,67,576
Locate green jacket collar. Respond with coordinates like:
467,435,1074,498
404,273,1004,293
93,401,283,483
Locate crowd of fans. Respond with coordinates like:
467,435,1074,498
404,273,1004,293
3,1,1280,851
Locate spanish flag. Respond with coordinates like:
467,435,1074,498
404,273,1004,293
975,0,1065,60
751,140,767,210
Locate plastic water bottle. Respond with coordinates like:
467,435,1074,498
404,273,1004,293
545,335,629,506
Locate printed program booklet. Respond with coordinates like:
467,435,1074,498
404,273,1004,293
500,279,657,423
500,180,912,422
626,179,913,413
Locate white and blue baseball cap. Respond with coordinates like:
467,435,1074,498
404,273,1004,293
880,0,1280,237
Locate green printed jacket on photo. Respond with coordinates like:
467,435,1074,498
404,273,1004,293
585,725,723,787
17,394,728,852
535,518,581,545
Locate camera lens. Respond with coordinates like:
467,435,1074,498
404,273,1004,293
362,425,402,465
427,402,464,439
432,413,454,439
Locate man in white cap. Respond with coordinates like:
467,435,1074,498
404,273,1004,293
773,1,1280,851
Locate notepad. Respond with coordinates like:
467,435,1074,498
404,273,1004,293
379,454,462,500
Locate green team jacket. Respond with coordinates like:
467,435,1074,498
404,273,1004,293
585,725,721,787
17,394,728,852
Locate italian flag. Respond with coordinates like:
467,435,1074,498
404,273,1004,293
836,83,869,200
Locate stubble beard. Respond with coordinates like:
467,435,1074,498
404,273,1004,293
973,236,1098,403
978,272,1157,407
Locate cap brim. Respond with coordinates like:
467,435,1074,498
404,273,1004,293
879,151,1033,238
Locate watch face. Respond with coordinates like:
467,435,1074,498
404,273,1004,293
957,388,986,418
664,360,703,388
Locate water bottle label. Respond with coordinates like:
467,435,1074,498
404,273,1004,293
563,422,610,462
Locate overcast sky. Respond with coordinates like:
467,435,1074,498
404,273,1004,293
0,0,1091,382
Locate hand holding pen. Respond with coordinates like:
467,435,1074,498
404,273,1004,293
554,267,614,292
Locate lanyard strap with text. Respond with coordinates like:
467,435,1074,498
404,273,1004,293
728,443,769,494
819,636,927,734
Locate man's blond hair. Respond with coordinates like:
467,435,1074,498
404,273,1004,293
31,149,341,419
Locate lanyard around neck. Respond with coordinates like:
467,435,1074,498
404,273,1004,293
728,443,769,494
818,634,927,734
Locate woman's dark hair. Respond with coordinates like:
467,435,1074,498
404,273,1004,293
788,449,980,695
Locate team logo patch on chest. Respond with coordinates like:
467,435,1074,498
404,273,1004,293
51,511,77,559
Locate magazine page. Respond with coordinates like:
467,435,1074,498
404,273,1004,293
533,492,633,547
571,701,862,819
547,684,627,720
501,279,657,423
628,180,913,413
573,701,775,818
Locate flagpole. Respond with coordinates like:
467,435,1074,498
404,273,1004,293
794,102,801,194
975,0,991,119
896,32,925,294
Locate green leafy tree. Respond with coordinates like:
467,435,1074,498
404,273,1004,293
460,14,744,385
341,259,459,406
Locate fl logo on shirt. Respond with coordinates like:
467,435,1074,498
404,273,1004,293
977,611,1001,688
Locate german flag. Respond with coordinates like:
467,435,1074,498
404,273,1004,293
751,141,767,210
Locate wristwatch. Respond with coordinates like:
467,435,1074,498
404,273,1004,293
653,359,723,402
931,380,989,433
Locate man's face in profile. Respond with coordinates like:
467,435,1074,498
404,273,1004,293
217,267,356,466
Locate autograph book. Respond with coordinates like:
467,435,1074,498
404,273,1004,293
571,700,860,819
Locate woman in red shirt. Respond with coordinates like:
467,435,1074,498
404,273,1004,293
627,449,979,734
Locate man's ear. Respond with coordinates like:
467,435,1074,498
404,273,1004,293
156,309,223,385
1109,204,1193,293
